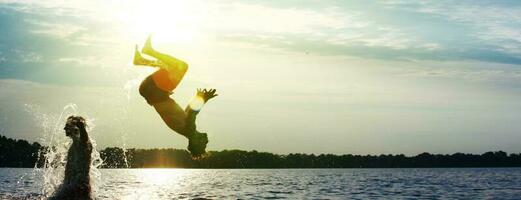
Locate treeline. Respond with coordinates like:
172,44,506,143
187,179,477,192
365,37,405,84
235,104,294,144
101,148,521,168
0,135,43,167
2,135,521,168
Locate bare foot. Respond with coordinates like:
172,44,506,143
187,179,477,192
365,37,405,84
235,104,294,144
133,45,149,66
142,35,155,56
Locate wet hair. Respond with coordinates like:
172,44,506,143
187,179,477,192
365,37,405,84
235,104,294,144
64,116,87,137
187,132,208,158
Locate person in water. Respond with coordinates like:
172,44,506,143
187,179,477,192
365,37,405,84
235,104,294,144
51,116,93,200
133,36,217,157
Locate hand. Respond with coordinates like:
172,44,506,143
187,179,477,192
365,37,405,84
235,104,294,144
197,88,218,102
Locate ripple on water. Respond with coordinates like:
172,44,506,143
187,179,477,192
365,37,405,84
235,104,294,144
1,168,521,199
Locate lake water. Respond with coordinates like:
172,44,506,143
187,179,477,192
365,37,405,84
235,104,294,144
1,168,521,199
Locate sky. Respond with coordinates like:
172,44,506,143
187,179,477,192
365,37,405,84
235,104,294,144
1,0,521,155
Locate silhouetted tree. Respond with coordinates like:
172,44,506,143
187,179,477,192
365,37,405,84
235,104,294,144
0,135,43,167
2,135,521,168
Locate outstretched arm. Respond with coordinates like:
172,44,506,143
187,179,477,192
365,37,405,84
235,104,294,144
184,89,218,134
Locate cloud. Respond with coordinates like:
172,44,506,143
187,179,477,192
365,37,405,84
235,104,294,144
208,1,521,65
1,2,124,47
207,2,436,51
58,56,100,67
400,1,521,56
3,0,520,65
0,51,6,63
326,27,442,50
0,4,135,86
403,67,521,81
26,19,87,38
0,0,106,18
209,2,437,51
208,3,361,34
209,3,445,61
9,49,43,63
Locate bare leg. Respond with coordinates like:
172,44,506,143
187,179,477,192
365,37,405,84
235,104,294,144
142,36,188,81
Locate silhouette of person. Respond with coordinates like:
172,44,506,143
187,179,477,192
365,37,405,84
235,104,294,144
133,36,217,157
50,116,93,200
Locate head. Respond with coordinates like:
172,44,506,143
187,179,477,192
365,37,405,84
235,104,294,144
64,116,86,140
187,132,208,158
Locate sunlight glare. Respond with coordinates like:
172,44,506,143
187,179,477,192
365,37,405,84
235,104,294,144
140,169,178,184
189,95,205,111
130,0,205,44
120,169,191,200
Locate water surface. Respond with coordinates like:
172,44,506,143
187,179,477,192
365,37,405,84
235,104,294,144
1,168,521,199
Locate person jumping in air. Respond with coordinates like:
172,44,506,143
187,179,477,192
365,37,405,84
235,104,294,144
133,36,217,157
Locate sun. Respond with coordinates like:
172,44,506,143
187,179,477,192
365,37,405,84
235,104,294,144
128,0,206,44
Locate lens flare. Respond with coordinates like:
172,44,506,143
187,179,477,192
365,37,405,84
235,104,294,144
189,96,205,111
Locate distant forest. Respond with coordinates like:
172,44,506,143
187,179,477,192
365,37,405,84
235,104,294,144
1,135,521,168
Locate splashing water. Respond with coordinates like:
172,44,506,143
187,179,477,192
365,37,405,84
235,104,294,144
2,54,153,199
117,66,154,168
17,59,151,197
25,103,103,198
118,77,146,168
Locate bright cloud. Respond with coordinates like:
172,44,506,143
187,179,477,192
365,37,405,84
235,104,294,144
26,19,86,38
